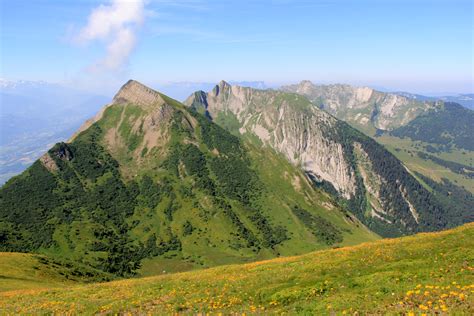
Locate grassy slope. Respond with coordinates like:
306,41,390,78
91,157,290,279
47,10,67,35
0,253,73,292
138,144,378,276
87,100,378,270
377,135,474,193
0,253,112,292
1,223,472,314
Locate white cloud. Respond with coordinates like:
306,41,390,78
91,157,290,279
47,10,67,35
103,27,136,70
77,0,146,71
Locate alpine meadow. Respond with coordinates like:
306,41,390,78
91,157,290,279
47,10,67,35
0,0,473,314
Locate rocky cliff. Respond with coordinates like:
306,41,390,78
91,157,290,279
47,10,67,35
186,81,357,198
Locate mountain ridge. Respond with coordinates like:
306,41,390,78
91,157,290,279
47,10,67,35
281,80,439,133
185,81,469,237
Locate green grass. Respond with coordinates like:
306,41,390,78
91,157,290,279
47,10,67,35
147,105,378,269
1,223,472,314
214,111,241,136
377,135,474,193
0,253,112,292
132,144,379,276
0,253,72,292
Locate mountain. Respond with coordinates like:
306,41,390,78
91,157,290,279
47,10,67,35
1,223,472,314
0,78,53,90
0,79,108,184
383,102,474,210
281,81,437,134
280,81,474,231
185,81,470,237
391,102,474,152
0,80,378,277
281,80,473,180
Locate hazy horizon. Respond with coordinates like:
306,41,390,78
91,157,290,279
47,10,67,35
2,77,473,102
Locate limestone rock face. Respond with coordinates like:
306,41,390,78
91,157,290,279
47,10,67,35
186,81,357,198
282,81,436,132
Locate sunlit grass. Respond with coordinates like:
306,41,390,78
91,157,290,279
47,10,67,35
1,223,472,314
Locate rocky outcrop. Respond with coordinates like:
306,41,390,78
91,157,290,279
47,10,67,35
39,153,58,172
113,79,165,108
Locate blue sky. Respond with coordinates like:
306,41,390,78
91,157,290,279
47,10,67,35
1,0,473,94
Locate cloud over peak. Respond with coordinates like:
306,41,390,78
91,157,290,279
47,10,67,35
77,0,146,71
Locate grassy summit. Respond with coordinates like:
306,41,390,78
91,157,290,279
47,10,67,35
1,223,472,314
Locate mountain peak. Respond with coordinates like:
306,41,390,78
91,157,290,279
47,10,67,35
218,79,230,87
113,79,165,107
299,80,314,86
212,80,231,96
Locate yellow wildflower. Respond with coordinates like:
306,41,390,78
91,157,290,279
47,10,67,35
419,304,428,311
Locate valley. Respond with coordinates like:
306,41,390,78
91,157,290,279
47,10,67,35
375,135,473,193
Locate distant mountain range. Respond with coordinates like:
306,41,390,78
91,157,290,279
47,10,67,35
391,102,474,151
281,81,473,149
282,81,438,133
